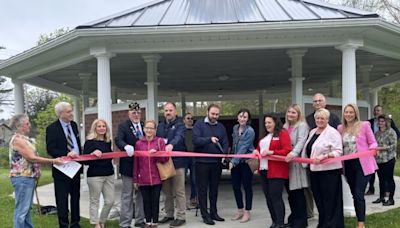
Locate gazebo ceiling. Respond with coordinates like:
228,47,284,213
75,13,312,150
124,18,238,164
1,0,399,102
34,47,400,100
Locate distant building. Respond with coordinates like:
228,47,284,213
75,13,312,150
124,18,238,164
0,120,12,147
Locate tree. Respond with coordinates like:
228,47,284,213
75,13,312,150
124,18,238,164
324,0,400,23
25,87,59,135
0,76,13,113
34,95,71,156
37,27,70,46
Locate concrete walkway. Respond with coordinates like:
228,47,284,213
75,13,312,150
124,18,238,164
34,173,400,227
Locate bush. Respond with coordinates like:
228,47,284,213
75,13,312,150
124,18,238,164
0,146,9,168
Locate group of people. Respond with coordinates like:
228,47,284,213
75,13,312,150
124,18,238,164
8,92,399,228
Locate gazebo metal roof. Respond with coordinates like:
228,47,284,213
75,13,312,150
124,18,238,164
78,0,378,28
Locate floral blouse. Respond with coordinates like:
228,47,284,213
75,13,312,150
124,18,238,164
9,134,41,178
375,128,397,164
343,133,357,155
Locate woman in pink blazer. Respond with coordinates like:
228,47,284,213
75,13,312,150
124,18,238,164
338,104,378,228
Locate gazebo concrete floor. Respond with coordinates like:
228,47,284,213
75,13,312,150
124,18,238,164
34,172,400,227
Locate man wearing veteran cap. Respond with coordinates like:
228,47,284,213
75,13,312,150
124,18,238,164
115,102,145,228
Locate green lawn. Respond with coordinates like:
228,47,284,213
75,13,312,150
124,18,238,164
2,164,400,227
0,167,119,228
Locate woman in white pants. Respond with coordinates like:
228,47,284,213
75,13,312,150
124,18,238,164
83,119,115,228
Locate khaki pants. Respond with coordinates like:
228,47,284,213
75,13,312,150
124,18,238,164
87,175,115,224
162,168,186,220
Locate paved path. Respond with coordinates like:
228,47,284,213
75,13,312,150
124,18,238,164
34,173,400,227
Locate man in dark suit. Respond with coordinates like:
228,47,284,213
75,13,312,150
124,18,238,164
306,93,341,129
115,102,145,228
365,105,400,195
46,101,82,228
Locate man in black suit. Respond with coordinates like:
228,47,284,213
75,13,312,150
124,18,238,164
46,101,82,228
115,102,145,228
306,93,341,129
365,105,400,195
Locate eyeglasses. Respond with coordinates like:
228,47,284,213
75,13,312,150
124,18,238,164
313,100,324,103
186,117,193,120
131,111,141,115
144,127,155,130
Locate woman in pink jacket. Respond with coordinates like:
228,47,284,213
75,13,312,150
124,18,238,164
134,120,169,228
338,104,378,228
301,108,344,228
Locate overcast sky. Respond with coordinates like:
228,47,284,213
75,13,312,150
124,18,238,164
0,0,152,58
0,0,153,119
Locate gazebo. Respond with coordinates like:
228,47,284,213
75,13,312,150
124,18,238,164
2,0,400,216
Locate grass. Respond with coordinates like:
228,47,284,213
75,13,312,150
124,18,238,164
0,167,119,228
2,163,400,227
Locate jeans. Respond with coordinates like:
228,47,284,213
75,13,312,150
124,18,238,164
10,176,36,228
231,162,253,210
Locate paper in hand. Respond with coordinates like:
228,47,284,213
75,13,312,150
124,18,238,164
53,161,82,179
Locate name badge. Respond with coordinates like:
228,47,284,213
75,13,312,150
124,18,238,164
163,138,168,144
272,137,279,141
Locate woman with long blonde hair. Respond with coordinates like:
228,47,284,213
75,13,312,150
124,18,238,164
83,119,115,228
283,104,309,228
338,104,378,228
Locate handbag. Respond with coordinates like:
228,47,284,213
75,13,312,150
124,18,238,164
246,158,259,173
156,138,176,180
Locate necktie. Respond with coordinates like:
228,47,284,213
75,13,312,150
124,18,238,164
136,125,143,138
66,125,74,151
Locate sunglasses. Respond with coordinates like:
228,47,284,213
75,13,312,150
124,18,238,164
186,117,193,120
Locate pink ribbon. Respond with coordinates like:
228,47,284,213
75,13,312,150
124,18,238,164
62,149,377,165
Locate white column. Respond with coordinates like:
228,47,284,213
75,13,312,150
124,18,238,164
13,79,25,114
92,51,115,132
258,91,264,136
287,49,307,106
269,99,278,112
336,41,362,107
111,86,118,104
360,65,373,102
143,54,161,122
79,73,91,109
370,88,379,117
73,96,81,128
180,93,186,116
337,40,362,216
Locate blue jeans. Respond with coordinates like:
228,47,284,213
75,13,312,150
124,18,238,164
10,176,36,228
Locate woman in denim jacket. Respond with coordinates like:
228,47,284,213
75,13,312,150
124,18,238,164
229,108,255,223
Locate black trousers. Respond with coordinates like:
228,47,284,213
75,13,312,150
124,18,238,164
367,172,376,192
377,158,396,200
259,170,279,225
344,159,370,222
285,181,308,228
267,178,286,226
310,169,344,228
196,162,222,218
140,184,162,224
231,163,253,210
54,174,81,228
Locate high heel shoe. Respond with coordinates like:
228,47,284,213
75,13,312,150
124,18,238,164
231,209,244,220
240,210,250,223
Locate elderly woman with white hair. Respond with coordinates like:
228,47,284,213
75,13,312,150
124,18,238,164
301,108,344,228
9,114,63,228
